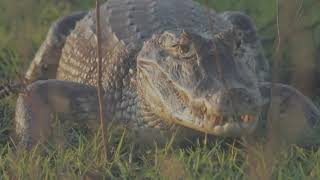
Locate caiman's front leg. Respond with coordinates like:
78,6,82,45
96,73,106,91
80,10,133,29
259,82,320,145
15,80,103,147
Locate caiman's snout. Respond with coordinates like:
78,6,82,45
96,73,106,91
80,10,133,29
207,88,258,114
197,87,261,136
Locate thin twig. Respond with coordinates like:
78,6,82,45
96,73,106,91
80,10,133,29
96,0,107,158
265,0,282,146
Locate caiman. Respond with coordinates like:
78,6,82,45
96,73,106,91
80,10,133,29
1,0,320,146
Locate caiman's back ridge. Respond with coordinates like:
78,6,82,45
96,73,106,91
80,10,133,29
56,0,231,84
8,0,320,146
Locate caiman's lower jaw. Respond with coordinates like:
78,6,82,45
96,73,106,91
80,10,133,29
172,113,260,137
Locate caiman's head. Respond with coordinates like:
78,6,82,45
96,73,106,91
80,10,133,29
137,29,263,137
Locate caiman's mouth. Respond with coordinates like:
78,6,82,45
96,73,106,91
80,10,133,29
172,112,259,136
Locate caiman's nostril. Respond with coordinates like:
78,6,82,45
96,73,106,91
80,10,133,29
225,98,232,106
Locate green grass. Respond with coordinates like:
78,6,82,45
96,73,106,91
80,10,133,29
1,113,320,180
1,0,320,179
1,118,320,179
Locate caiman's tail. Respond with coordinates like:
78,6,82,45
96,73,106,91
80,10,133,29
0,82,22,100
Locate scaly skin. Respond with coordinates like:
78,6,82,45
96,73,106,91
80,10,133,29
9,0,320,146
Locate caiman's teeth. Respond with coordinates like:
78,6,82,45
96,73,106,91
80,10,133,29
240,114,256,122
240,115,246,122
244,115,249,122
249,115,256,121
194,113,257,130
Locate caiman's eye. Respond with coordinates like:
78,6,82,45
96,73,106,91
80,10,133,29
159,33,177,48
171,44,188,53
178,44,190,54
159,31,196,59
171,43,195,59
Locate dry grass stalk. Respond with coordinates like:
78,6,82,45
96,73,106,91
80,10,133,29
95,0,107,158
245,1,284,179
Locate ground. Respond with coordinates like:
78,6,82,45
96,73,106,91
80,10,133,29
1,0,320,179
